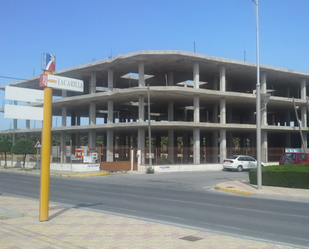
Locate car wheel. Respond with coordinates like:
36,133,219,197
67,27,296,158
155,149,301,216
237,166,243,172
284,158,293,165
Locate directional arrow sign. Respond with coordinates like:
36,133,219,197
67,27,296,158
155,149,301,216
40,74,84,92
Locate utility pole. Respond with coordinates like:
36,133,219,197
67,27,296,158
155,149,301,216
252,0,262,190
147,85,152,169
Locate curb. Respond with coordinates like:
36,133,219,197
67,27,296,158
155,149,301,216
55,172,109,177
215,183,253,195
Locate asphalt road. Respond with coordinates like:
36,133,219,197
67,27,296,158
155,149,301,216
0,170,308,248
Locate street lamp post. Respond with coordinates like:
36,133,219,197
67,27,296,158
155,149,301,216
252,0,262,190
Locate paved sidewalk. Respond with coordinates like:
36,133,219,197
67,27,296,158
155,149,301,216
215,180,309,201
0,195,297,249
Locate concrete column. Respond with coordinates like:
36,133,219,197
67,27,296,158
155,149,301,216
301,106,307,127
88,130,96,148
108,100,113,124
193,128,200,164
108,69,113,90
168,101,174,121
138,95,145,122
61,132,66,163
301,79,306,100
106,130,114,162
168,129,174,163
90,72,96,94
194,96,199,122
193,62,199,89
220,66,226,92
168,71,174,86
219,66,227,162
261,73,268,126
89,102,96,125
220,129,227,163
62,106,67,127
138,128,145,164
138,62,145,87
220,98,226,124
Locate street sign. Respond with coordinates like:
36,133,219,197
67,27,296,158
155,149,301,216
5,86,44,103
4,105,43,120
34,140,42,149
4,86,44,120
40,74,84,92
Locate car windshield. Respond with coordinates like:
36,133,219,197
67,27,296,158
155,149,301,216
282,153,295,160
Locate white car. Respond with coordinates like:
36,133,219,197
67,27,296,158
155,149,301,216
223,155,264,172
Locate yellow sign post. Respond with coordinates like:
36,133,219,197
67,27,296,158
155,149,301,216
38,53,83,221
39,71,53,221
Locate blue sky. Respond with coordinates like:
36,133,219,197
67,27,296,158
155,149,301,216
1,0,309,131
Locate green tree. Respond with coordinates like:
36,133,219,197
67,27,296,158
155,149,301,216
52,135,61,146
0,138,12,169
12,139,36,170
96,135,104,146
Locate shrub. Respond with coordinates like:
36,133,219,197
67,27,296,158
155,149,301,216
146,167,155,174
249,164,309,189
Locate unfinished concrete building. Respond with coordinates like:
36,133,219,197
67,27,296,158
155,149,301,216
1,50,309,166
